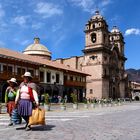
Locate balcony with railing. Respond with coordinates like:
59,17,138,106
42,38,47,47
64,80,86,87
0,71,39,82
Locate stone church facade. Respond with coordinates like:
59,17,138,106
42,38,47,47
55,11,127,99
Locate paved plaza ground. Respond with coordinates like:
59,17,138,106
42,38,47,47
0,102,140,140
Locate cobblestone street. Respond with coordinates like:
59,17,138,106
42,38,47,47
0,102,140,140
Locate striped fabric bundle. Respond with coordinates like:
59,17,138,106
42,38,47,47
11,108,22,124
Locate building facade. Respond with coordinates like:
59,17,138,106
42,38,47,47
0,48,88,103
55,11,127,99
130,82,140,100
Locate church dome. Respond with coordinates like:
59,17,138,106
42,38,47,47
91,10,103,20
23,37,51,60
111,26,120,33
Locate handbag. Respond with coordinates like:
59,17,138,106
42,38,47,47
29,108,45,125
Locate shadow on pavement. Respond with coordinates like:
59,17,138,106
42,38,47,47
31,125,56,131
16,125,55,131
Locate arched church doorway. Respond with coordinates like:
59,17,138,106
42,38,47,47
135,96,139,101
112,87,116,100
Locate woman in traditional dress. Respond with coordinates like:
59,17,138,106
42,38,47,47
5,78,18,126
15,72,39,131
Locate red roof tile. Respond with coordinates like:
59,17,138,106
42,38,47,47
0,47,90,76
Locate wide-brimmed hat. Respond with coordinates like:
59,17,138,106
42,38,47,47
22,72,33,78
7,78,17,84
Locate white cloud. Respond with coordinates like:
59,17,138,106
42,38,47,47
31,23,43,30
12,16,29,26
34,2,63,18
101,0,111,7
69,0,111,13
70,0,94,12
125,28,140,36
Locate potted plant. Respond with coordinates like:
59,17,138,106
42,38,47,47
98,99,103,108
117,98,122,106
44,93,51,111
108,98,113,107
60,98,66,111
71,93,78,109
90,99,96,108
103,98,107,107
114,99,118,106
83,98,88,109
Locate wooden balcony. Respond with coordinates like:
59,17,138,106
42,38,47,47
0,71,39,83
64,80,86,87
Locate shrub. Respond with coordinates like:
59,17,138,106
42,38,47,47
71,93,78,104
44,93,50,105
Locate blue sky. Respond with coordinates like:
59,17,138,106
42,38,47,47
0,0,140,69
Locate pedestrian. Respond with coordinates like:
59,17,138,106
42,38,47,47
15,72,39,131
64,95,67,103
5,78,18,126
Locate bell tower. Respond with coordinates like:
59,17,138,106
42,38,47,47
109,26,127,98
82,11,110,99
84,10,109,52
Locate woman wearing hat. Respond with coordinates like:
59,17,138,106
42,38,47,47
5,78,18,126
15,72,39,131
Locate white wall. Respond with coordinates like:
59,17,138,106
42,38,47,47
39,67,64,85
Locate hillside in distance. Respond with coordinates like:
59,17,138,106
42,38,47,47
126,69,140,83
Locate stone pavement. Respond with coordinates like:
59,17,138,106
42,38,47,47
0,102,140,140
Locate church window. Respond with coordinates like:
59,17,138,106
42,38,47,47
80,77,82,82
110,36,114,41
70,76,73,81
3,65,7,71
93,24,95,29
104,56,107,61
40,71,44,82
8,65,13,73
90,89,93,94
56,73,60,83
91,33,96,43
64,75,67,81
47,72,51,83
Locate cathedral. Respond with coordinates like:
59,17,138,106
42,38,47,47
0,10,129,103
55,11,128,99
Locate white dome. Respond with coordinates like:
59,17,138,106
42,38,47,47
92,10,103,20
23,37,51,59
111,26,120,33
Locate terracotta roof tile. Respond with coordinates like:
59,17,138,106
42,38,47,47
0,47,90,76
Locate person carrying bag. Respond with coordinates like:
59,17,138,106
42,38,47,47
15,72,39,131
29,107,45,126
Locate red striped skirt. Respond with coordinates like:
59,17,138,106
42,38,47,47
7,101,16,115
